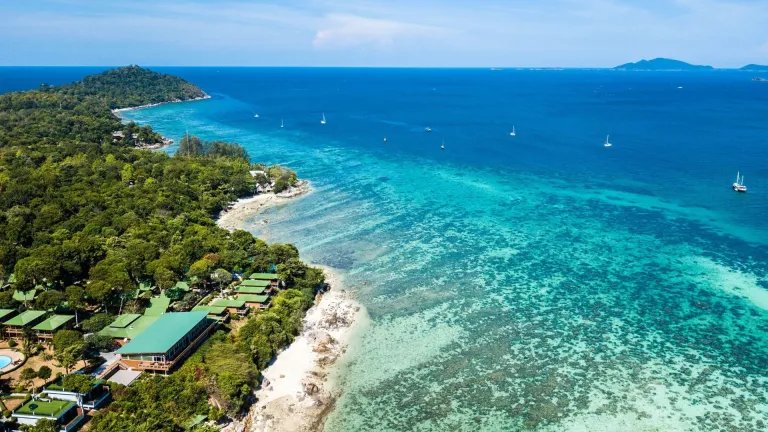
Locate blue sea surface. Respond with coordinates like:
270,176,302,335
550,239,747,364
4,67,768,431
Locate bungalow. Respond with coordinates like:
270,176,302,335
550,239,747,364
236,294,271,310
117,311,216,373
209,298,247,316
4,310,47,339
33,315,75,342
248,273,281,289
236,282,269,296
0,309,18,323
44,377,111,410
13,399,84,431
98,313,158,346
191,305,229,322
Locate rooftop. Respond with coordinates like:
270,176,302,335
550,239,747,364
236,285,266,294
248,273,278,280
240,279,270,287
117,312,208,355
12,289,37,302
4,310,46,326
144,296,171,316
99,315,158,340
108,313,141,328
236,294,270,304
14,399,75,418
0,309,17,321
174,281,191,291
32,314,75,331
210,298,246,308
45,377,104,393
192,305,227,315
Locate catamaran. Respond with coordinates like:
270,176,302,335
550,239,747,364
604,135,612,147
733,172,747,192
321,113,326,125
510,126,516,137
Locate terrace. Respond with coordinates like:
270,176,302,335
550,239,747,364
13,399,84,431
45,377,111,410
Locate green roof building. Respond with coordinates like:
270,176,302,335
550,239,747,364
240,279,270,287
4,310,47,338
192,305,229,322
98,314,158,342
33,315,75,340
117,312,215,373
174,281,191,291
236,294,271,309
236,285,266,295
13,399,84,430
248,273,278,280
210,298,247,315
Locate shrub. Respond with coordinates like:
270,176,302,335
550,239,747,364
7,339,17,348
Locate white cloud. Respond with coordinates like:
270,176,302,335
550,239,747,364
313,13,444,49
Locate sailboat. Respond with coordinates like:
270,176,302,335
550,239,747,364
425,127,432,132
604,134,612,147
441,140,445,150
321,113,326,125
510,126,516,137
253,114,260,118
280,119,284,128
733,172,747,192
383,137,387,143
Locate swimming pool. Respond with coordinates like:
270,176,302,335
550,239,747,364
0,355,12,369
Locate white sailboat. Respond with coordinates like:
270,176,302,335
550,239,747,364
321,113,326,125
253,114,260,118
733,172,747,192
280,119,284,128
604,134,612,147
510,126,516,137
441,139,445,150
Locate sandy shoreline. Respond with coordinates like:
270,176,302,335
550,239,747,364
246,267,367,432
215,183,366,432
110,94,211,114
217,181,311,232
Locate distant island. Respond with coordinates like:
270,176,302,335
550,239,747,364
614,58,714,71
740,64,768,71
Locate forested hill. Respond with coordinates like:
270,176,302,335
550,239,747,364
64,65,208,109
0,65,205,147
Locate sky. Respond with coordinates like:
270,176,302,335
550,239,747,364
1,0,767,67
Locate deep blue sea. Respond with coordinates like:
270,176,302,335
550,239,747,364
4,67,768,431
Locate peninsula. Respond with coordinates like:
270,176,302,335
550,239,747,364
740,64,768,71
614,58,714,71
0,66,330,432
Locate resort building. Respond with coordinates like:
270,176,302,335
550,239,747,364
248,272,281,289
44,377,111,410
98,313,159,346
236,294,271,310
3,310,46,339
12,399,85,431
0,309,18,324
191,305,229,322
12,289,38,303
117,311,215,373
236,280,270,295
210,298,248,316
33,314,75,342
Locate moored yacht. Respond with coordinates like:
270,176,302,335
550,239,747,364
733,172,747,192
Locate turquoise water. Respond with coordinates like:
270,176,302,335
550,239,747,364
108,68,768,431
0,355,12,369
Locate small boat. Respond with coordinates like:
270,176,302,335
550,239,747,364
441,140,445,150
254,114,260,118
733,172,747,192
280,119,284,128
321,113,326,125
604,134,612,147
510,126,516,137
425,127,432,132
383,137,387,143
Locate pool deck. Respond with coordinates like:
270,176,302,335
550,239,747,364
0,349,26,374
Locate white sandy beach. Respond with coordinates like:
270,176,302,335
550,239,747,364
110,94,211,114
214,184,366,432
217,181,311,232
247,267,367,432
